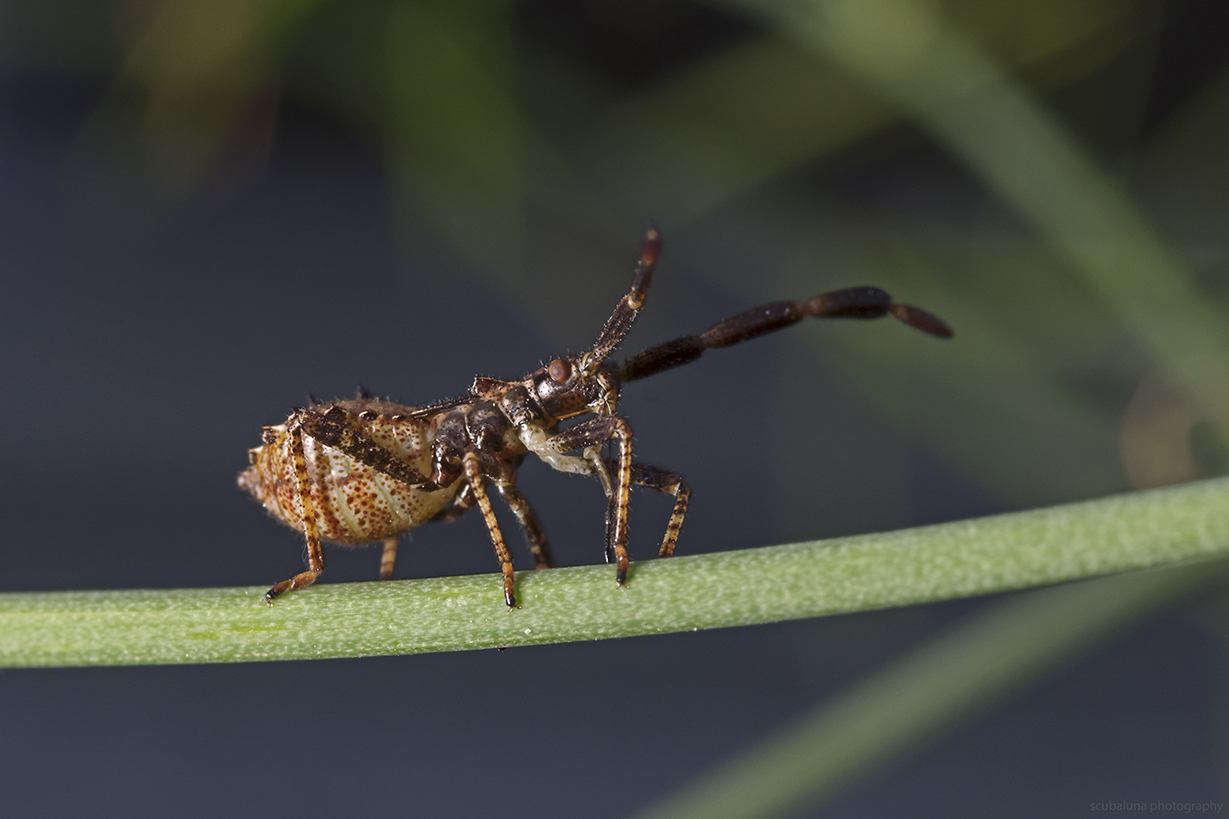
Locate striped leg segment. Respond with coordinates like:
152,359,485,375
535,416,635,584
463,451,518,608
637,464,690,558
494,479,554,570
266,415,325,604
603,459,691,558
378,537,398,581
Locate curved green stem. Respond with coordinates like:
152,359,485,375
3,478,1229,668
630,556,1229,819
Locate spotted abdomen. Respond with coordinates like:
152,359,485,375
238,400,460,545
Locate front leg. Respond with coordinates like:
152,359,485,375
526,417,635,584
602,459,691,558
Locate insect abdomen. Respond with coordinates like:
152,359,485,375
239,402,460,545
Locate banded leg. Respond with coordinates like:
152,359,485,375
530,416,634,584
600,460,690,563
462,451,518,608
618,461,690,557
378,537,398,581
493,476,555,569
267,404,442,603
616,286,953,383
266,419,325,604
438,460,553,570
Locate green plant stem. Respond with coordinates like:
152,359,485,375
3,478,1229,668
629,558,1229,819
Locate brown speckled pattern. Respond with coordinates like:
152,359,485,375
239,400,460,547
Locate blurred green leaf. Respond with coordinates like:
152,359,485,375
735,0,1229,437
386,0,526,279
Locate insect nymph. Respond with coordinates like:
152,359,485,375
239,230,952,606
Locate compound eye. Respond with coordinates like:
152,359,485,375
547,358,571,383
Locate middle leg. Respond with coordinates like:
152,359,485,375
493,475,555,570
462,451,518,608
435,464,554,571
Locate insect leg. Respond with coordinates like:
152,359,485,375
301,404,435,487
462,451,518,608
616,286,952,383
267,404,445,600
516,426,611,491
602,459,691,558
266,419,325,604
378,537,398,581
531,417,634,584
305,403,452,584
490,463,554,570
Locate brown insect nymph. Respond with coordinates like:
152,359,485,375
239,229,952,606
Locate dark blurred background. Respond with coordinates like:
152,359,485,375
2,0,1228,816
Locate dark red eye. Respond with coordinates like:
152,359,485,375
547,358,571,383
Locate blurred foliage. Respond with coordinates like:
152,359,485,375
5,0,1228,513
6,0,1229,812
